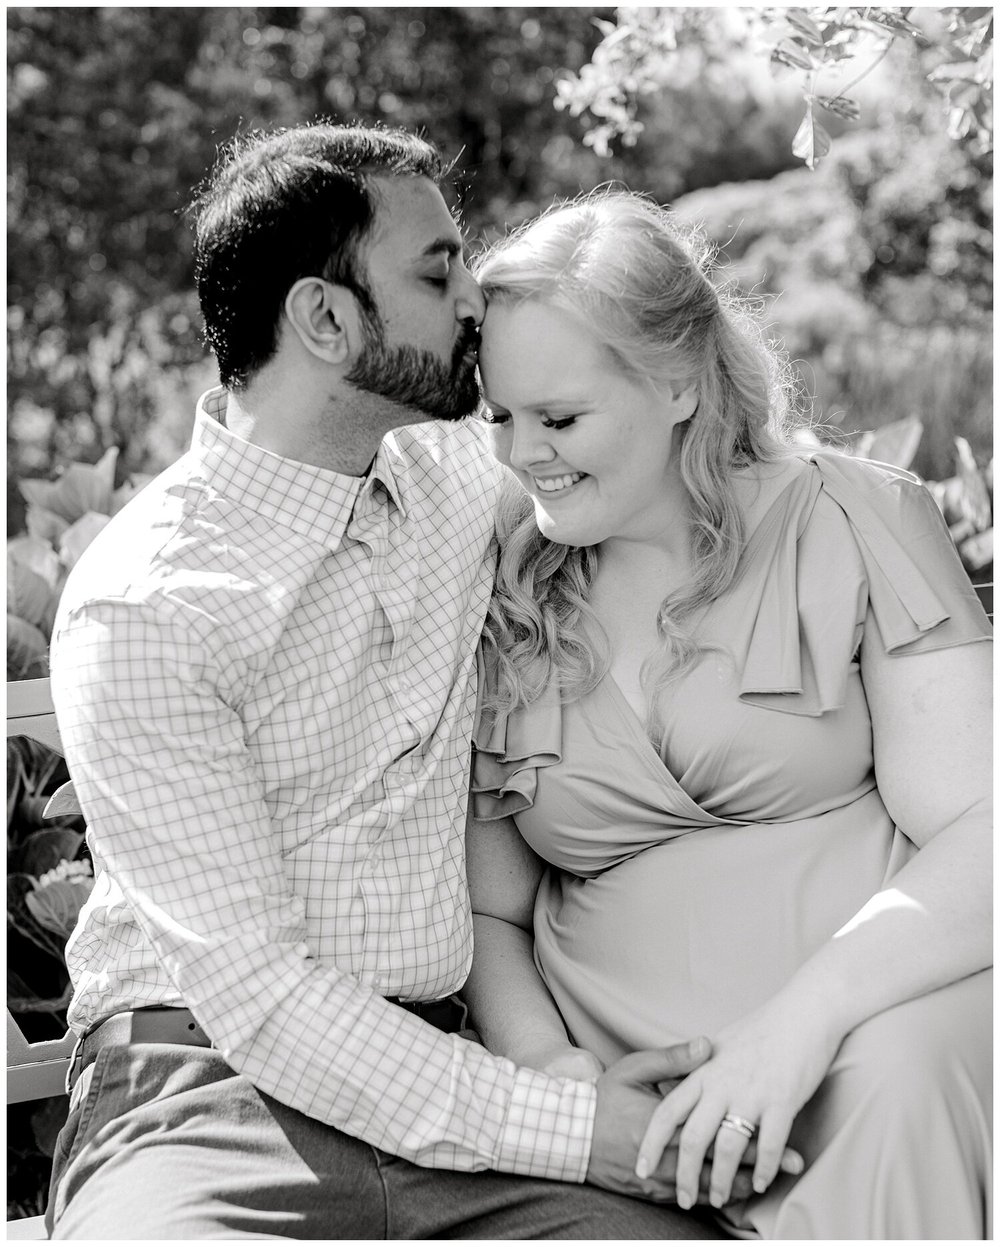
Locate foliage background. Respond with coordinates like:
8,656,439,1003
7,4,992,532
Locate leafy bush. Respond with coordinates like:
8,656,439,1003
7,734,90,1221
7,448,151,680
672,122,992,480
557,8,992,169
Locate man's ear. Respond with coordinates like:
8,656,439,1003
284,277,357,366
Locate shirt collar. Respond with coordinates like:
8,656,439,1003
190,387,404,550
361,437,406,515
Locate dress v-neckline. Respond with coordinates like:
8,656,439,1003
590,461,811,822
597,671,739,827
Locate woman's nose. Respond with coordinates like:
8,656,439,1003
508,419,555,472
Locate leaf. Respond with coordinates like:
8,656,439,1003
947,105,974,141
784,11,825,46
44,781,83,819
6,735,67,801
25,876,94,939
58,511,111,570
12,827,86,878
7,613,50,681
7,737,57,834
771,38,817,71
958,527,993,573
25,504,70,547
7,534,61,587
19,446,119,525
954,437,992,531
7,873,69,961
791,106,832,170
855,415,924,470
867,11,926,40
816,94,862,121
6,983,73,1015
6,553,59,632
928,58,982,82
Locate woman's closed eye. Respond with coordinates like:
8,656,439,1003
478,405,580,430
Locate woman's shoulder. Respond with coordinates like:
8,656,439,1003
798,449,990,654
806,448,930,506
727,447,989,714
800,449,955,558
731,448,944,549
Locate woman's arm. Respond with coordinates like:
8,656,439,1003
637,622,993,1208
463,803,604,1078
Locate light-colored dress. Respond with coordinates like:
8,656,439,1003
473,452,992,1239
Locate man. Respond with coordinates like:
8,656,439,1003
46,123,771,1238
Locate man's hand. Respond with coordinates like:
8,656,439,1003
587,1039,713,1203
586,1038,803,1207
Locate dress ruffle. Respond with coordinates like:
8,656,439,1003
471,647,563,821
472,452,992,809
738,452,991,716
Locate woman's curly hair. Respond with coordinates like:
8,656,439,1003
473,189,806,740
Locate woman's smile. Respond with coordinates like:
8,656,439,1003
532,472,587,495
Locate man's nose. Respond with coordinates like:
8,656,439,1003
455,269,487,325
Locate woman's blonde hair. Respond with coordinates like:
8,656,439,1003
474,189,803,737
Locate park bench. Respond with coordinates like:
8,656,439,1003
6,578,993,1236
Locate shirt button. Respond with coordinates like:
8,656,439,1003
294,942,309,957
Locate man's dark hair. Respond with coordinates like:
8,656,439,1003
190,122,445,389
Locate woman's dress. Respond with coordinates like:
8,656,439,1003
473,452,992,1239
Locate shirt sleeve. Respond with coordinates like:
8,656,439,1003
50,597,596,1182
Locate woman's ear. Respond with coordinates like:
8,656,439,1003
284,277,356,366
666,382,699,425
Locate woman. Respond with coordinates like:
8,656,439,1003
463,190,992,1239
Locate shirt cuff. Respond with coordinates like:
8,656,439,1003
494,1065,597,1183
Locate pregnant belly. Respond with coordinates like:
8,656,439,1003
533,799,913,1067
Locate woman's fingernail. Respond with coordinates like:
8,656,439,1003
709,1193,723,1209
753,1178,768,1195
635,1157,649,1180
677,1190,693,1210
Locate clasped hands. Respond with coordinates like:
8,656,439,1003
531,1033,809,1210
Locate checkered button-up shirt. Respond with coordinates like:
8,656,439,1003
50,387,596,1181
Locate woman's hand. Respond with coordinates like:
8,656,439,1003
636,996,843,1208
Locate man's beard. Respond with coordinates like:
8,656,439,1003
346,317,481,422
